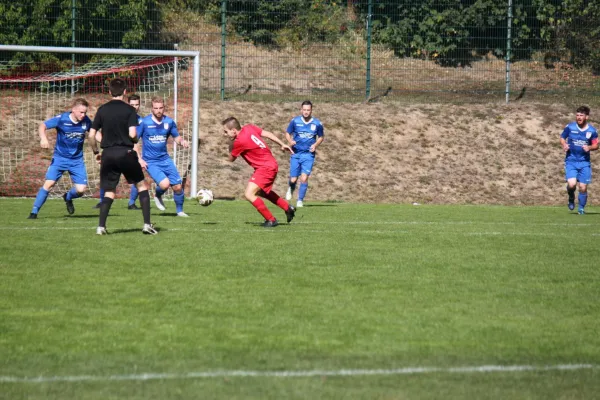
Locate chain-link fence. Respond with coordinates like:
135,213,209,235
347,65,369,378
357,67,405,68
2,0,599,103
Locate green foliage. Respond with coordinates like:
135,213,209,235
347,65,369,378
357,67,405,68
0,0,162,64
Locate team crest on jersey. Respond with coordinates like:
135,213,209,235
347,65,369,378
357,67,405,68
586,132,592,139
164,123,169,130
311,124,316,131
82,123,87,130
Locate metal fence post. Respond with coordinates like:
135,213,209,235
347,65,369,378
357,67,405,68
365,0,372,100
220,0,227,101
505,0,513,104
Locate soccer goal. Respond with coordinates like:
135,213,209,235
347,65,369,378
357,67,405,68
0,45,200,199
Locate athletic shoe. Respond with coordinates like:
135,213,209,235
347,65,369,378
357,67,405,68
176,211,189,217
262,219,279,228
285,187,293,201
63,192,75,215
27,213,37,219
296,200,304,208
578,208,585,215
96,227,108,235
142,223,158,235
154,196,166,211
128,203,141,210
568,202,575,211
285,205,296,223
93,202,102,209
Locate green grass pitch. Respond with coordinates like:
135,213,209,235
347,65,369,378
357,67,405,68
1,198,599,399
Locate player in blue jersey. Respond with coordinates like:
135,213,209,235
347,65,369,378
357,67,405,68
137,96,190,217
284,100,324,207
28,98,92,219
560,106,599,214
95,94,143,210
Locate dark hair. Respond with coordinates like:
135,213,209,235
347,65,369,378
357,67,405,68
72,98,89,107
222,116,241,130
128,94,140,102
576,106,590,115
109,78,127,97
301,100,313,108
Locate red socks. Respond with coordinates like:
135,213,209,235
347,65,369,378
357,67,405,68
251,198,275,221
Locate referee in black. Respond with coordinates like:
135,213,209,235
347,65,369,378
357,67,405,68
88,78,157,235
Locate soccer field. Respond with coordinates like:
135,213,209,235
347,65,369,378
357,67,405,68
1,198,599,399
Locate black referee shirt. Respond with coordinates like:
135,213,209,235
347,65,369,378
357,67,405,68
92,99,139,149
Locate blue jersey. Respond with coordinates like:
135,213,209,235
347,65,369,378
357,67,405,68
44,112,91,159
137,115,180,161
286,116,324,153
561,122,598,163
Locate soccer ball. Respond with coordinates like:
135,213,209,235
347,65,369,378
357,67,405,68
196,189,214,206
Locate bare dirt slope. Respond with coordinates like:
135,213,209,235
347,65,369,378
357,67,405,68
197,101,598,206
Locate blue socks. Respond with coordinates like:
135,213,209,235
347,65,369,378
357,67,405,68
155,187,166,198
129,184,139,206
298,182,308,201
174,190,185,213
65,187,82,201
99,188,106,204
31,188,49,214
578,192,588,209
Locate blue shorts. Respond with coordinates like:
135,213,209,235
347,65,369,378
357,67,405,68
45,156,88,185
289,152,316,178
146,158,182,186
565,161,592,184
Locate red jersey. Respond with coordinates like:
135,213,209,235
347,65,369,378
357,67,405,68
231,124,279,170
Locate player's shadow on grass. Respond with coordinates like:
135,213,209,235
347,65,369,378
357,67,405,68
110,227,163,234
570,212,600,216
302,204,337,207
63,214,103,219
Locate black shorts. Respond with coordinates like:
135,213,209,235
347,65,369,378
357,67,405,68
100,147,145,191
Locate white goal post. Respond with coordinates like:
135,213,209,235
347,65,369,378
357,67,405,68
0,45,201,198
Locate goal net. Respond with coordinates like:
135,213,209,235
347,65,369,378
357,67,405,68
0,47,200,200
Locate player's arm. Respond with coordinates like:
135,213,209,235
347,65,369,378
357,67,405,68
227,140,237,162
262,130,294,154
310,135,324,153
560,127,570,152
38,121,50,149
583,138,599,152
285,131,296,146
129,126,138,143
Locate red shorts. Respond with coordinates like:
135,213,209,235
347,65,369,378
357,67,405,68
249,168,278,194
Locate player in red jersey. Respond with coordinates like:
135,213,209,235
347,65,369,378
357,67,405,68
222,116,296,227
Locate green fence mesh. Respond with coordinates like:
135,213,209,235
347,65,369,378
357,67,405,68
1,0,599,103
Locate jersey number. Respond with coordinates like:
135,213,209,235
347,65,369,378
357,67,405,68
251,135,266,149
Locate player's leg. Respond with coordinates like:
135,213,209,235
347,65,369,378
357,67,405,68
122,149,156,234
29,160,64,218
128,184,140,209
146,163,168,211
63,159,89,215
576,164,591,214
245,180,277,227
29,178,58,218
97,148,122,234
165,160,187,217
296,154,315,207
565,162,578,210
286,154,301,201
94,188,105,209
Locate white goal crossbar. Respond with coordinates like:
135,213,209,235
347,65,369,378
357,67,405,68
0,45,201,196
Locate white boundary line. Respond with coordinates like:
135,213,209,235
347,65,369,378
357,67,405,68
0,364,596,383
